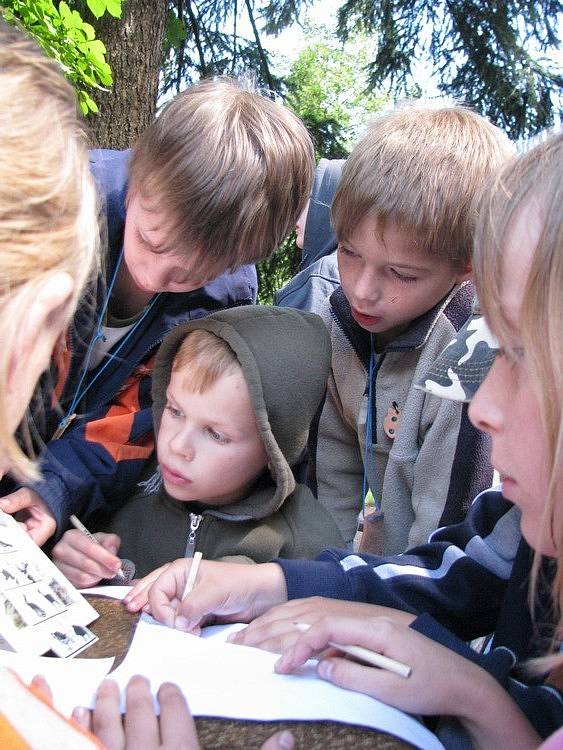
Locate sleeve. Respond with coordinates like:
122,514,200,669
276,490,522,641
408,395,494,548
24,362,156,539
410,614,563,740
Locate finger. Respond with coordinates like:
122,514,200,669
124,567,166,609
232,619,301,653
91,679,125,750
53,531,121,579
123,675,159,748
30,674,53,703
146,562,191,627
72,706,93,732
53,560,102,589
157,682,199,749
0,489,33,514
261,729,295,750
95,533,122,556
316,656,391,698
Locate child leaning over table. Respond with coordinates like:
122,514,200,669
52,306,345,584
310,102,514,553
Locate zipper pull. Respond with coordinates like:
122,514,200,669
185,513,202,558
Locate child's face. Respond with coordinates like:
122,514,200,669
337,216,469,342
469,203,555,556
157,368,268,506
123,194,215,294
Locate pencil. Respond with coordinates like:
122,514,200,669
69,514,127,582
182,550,203,600
293,622,411,678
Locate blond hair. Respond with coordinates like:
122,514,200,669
332,103,514,270
473,132,563,659
128,77,314,277
172,330,240,394
0,22,98,481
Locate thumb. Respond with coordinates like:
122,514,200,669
261,730,295,750
95,533,121,556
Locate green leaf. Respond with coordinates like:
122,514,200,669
105,0,122,18
86,0,106,20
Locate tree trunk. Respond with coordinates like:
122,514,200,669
88,0,168,149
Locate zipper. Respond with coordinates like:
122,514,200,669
184,513,202,558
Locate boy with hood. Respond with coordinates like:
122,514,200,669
274,159,344,314
52,307,345,584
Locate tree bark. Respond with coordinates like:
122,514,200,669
88,0,168,149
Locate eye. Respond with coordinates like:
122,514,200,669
206,427,229,444
390,268,418,283
337,244,358,259
165,403,183,418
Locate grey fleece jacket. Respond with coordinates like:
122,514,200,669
275,159,344,313
311,283,493,552
106,306,345,576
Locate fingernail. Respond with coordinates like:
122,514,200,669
318,660,332,680
175,616,190,632
72,707,88,726
274,655,286,671
278,730,295,749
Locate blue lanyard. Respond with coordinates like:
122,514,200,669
362,335,379,516
56,250,161,434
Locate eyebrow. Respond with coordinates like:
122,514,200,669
387,261,431,273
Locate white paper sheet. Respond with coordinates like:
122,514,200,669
81,585,132,600
0,651,114,716
107,615,444,750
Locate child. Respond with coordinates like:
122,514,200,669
139,133,563,746
309,104,514,552
52,306,345,584
0,78,315,547
275,158,344,314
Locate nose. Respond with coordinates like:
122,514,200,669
353,267,381,305
170,427,195,462
468,357,504,435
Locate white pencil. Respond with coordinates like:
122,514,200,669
293,622,411,678
182,551,203,600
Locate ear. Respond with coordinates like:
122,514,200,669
454,261,472,285
6,272,74,429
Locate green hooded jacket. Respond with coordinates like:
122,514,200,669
106,306,345,576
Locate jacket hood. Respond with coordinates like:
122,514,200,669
302,158,345,268
152,305,331,519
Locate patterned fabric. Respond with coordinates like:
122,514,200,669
415,312,498,402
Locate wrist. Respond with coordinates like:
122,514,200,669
255,563,288,610
456,666,540,750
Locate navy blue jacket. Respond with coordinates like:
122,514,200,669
25,149,257,537
277,489,563,739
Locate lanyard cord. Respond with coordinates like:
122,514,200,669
57,250,162,432
361,335,378,517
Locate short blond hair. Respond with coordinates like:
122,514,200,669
128,77,314,277
172,330,240,394
0,22,98,481
473,133,563,650
332,103,514,270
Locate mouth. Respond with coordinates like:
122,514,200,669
351,307,382,328
161,464,192,486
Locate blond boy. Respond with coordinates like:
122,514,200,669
52,307,345,583
311,103,513,552
2,79,314,546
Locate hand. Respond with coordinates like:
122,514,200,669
124,564,171,611
274,615,541,750
0,488,56,545
72,676,296,750
52,529,122,588
230,596,416,653
142,558,288,633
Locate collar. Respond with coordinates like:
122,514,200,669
329,281,475,370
